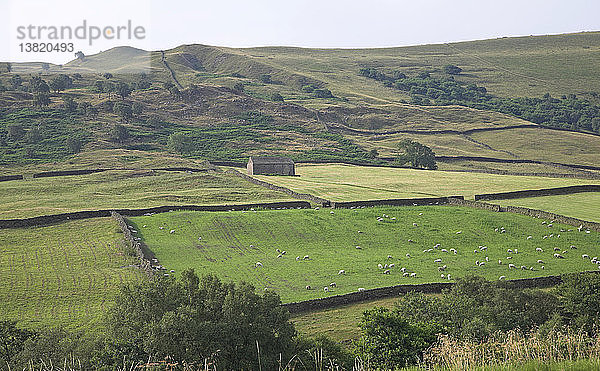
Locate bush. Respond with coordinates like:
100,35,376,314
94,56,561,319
313,88,333,98
259,74,273,84
66,137,83,153
354,307,438,369
7,124,25,141
109,124,129,143
106,270,296,369
233,82,245,92
444,64,462,75
270,92,284,102
0,321,35,366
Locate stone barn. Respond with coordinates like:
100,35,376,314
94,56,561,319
247,156,295,176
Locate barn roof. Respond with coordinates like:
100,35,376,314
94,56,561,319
249,156,295,164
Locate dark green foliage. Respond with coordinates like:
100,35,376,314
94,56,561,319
555,273,600,334
395,276,561,341
167,132,193,154
49,74,73,93
444,64,462,75
7,124,25,141
397,138,437,169
32,92,50,108
10,75,22,90
106,270,296,369
66,137,83,153
110,124,129,143
29,76,50,94
114,82,133,99
294,335,355,370
113,102,132,123
102,72,113,79
25,126,42,143
369,148,379,158
146,114,163,128
0,109,89,164
62,96,77,113
313,88,334,98
0,321,35,366
359,67,391,82
233,82,245,92
301,84,318,93
355,308,438,369
259,74,273,84
363,68,600,134
270,92,284,102
131,102,143,116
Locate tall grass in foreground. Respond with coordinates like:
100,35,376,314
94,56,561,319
421,328,600,370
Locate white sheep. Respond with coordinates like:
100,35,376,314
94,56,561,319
582,254,590,259
378,264,383,269
387,255,393,259
383,270,390,275
303,255,310,260
356,246,362,249
330,282,337,287
170,230,175,234
537,260,545,264
403,272,410,277
413,222,418,227
306,285,312,290
441,249,448,253
498,260,502,265
410,272,417,277
389,263,395,268
508,263,516,269
358,287,366,292
536,248,544,252
527,236,532,240
255,262,263,268
296,256,300,261
434,258,442,263
450,248,457,254
338,270,345,275
499,276,506,280
406,253,412,258
441,274,445,278
323,287,329,292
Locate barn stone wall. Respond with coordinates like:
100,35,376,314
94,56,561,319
474,185,600,201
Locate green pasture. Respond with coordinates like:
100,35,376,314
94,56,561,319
495,193,600,223
0,218,143,330
129,206,600,303
254,164,600,202
0,170,292,219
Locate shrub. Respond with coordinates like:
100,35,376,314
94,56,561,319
259,74,273,84
109,124,129,143
66,137,83,153
270,92,284,102
444,64,462,75
7,124,25,141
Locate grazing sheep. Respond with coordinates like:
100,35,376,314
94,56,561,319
159,226,164,230
306,285,312,290
474,250,479,253
419,212,423,215
530,267,535,271
356,246,362,250
338,270,345,275
384,264,389,269
506,256,512,259
282,251,286,255
303,255,310,260
456,231,462,234
441,249,448,253
406,253,412,258
276,249,281,253
330,211,335,214
378,264,383,269
570,245,577,249
541,266,545,270
296,256,300,261
434,244,441,248
537,260,545,264
485,257,489,262
475,260,480,266
521,265,527,270
554,253,565,259
441,274,446,278
446,274,451,280
403,272,410,277
277,254,283,258
358,230,363,234
578,225,583,232
507,249,513,253
170,230,175,234
413,223,418,227
498,260,502,265
434,258,442,263
170,269,175,273
527,236,532,240
410,272,417,277
401,267,407,272
387,255,393,259
536,248,544,252
508,264,516,269
323,287,329,292
391,217,396,220
330,282,337,287
143,225,147,228
478,262,485,267
358,288,366,292
383,270,390,275
499,276,506,280
255,262,263,268
554,247,561,251
583,254,590,259
438,266,446,272
408,239,415,243
450,248,457,254
389,263,395,268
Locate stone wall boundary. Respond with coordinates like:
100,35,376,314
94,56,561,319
474,185,600,201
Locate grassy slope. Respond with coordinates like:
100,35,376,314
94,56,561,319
0,170,293,219
128,206,600,303
494,193,600,223
0,218,143,330
254,164,600,202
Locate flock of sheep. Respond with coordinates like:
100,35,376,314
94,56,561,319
136,209,598,297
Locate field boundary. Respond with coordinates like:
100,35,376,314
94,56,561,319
0,201,312,229
435,155,600,172
227,168,331,206
448,198,600,232
331,196,464,208
283,271,600,314
0,174,23,182
111,211,154,276
474,185,600,201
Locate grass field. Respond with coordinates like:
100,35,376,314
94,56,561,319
0,170,292,219
128,206,600,303
0,218,143,330
291,296,401,342
495,193,600,223
254,164,600,202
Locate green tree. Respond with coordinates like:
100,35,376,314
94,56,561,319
49,74,73,93
556,273,600,334
109,124,129,143
0,321,35,366
25,126,42,143
355,308,438,369
114,82,132,99
397,138,437,169
7,124,25,141
443,64,462,75
30,76,50,93
33,92,50,108
313,88,333,98
167,132,193,154
66,137,83,153
62,95,77,112
233,82,245,92
369,148,379,159
10,74,22,89
146,114,163,128
270,92,284,102
113,101,132,123
259,74,273,84
106,270,296,368
131,102,143,116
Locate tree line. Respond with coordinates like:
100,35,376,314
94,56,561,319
359,67,600,135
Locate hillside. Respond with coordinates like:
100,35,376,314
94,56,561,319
0,32,599,175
